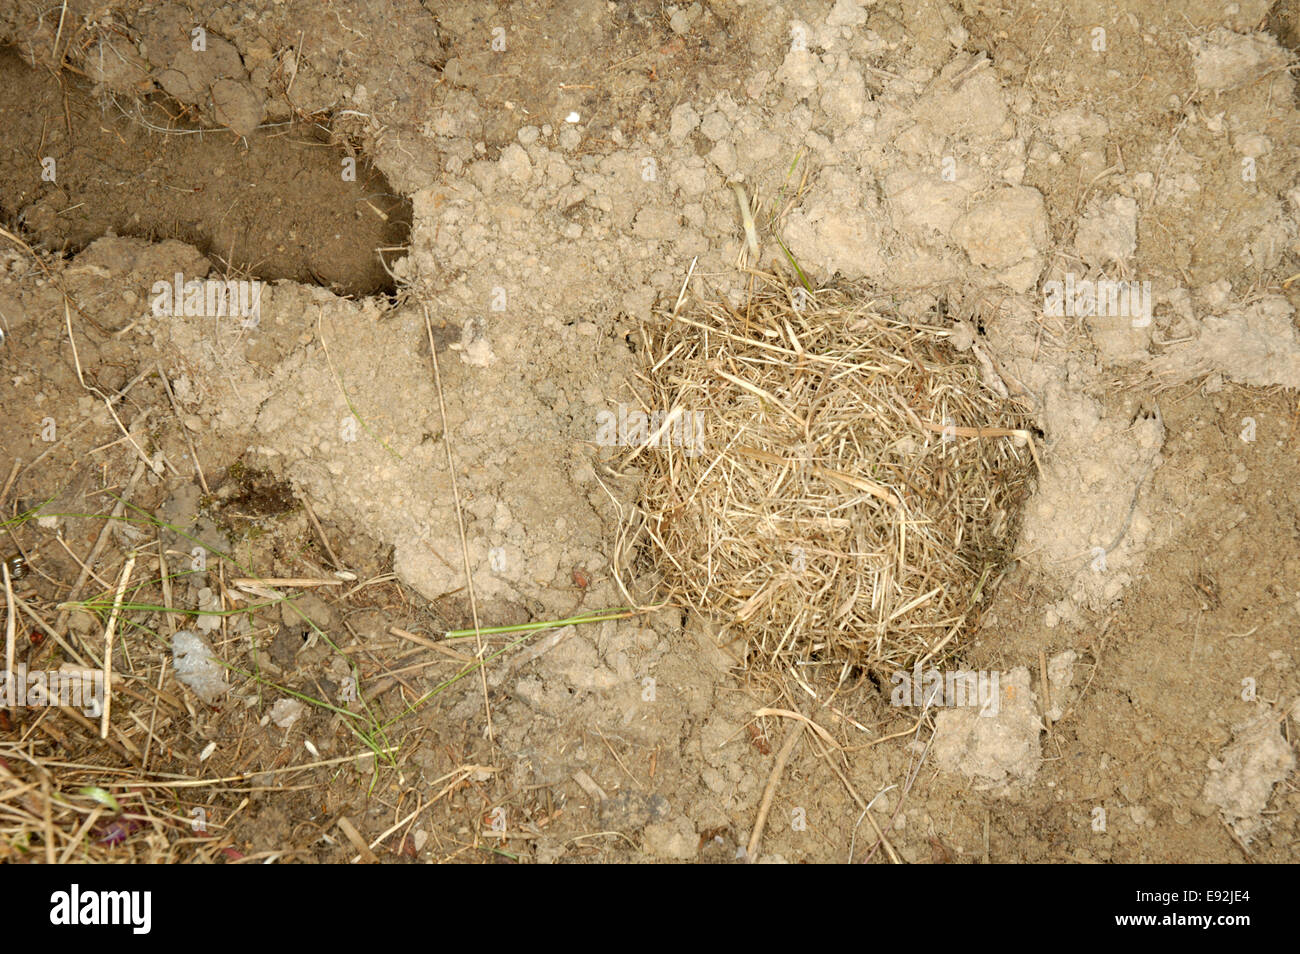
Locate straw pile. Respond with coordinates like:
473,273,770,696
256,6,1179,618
619,276,1036,676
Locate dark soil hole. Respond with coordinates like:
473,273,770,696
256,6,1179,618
0,48,410,295
214,459,298,525
1266,0,1300,52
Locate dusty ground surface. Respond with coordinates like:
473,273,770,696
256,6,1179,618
0,0,1297,863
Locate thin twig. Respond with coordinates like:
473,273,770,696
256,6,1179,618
100,550,136,738
421,303,493,741
156,363,209,493
746,719,802,863
53,459,146,638
301,497,342,568
3,563,14,711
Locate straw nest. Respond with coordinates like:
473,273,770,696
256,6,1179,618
618,275,1037,677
